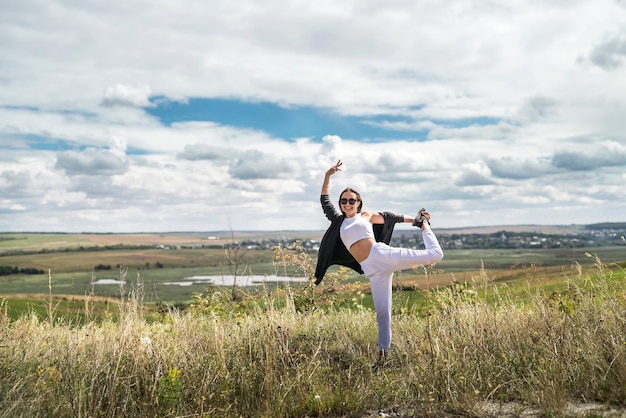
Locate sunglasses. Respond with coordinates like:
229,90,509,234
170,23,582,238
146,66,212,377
340,198,359,205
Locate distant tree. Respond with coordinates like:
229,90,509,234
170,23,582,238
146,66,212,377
94,264,112,271
0,266,19,276
0,265,44,276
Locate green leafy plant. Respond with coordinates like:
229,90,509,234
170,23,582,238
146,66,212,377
157,368,183,410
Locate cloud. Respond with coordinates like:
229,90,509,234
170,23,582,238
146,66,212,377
552,150,626,171
178,143,238,161
487,157,553,180
428,122,518,141
0,201,27,213
101,84,152,107
516,95,559,122
453,161,496,187
0,159,70,198
318,135,343,160
0,170,39,198
228,150,300,180
55,148,130,176
454,171,496,187
588,35,626,70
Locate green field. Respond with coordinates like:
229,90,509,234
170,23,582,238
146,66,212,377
1,232,625,318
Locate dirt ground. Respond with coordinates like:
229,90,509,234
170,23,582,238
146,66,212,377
357,401,626,417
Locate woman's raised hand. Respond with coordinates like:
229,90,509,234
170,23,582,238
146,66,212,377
326,160,343,176
322,160,342,194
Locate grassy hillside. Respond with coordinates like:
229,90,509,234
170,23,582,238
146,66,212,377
1,254,625,417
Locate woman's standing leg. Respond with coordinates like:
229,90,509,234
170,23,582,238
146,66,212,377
369,269,394,352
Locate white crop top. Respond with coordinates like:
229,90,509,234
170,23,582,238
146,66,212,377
340,215,375,249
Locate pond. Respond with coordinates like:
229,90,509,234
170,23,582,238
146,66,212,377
92,275,308,287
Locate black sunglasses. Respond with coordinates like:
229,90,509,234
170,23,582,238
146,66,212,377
340,198,359,205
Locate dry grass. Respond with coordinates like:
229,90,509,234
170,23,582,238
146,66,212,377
1,255,625,417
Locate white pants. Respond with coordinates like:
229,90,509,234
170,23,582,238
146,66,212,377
359,228,443,351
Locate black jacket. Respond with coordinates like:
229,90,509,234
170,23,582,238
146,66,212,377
314,194,405,285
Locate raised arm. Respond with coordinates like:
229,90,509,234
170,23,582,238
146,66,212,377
321,160,343,195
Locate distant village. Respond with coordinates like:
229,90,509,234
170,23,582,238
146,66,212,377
400,226,626,250
203,223,626,252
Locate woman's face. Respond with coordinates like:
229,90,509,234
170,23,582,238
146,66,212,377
340,191,360,217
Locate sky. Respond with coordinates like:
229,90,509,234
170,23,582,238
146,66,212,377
1,0,626,233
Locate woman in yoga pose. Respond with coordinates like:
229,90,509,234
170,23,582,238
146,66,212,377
315,160,444,367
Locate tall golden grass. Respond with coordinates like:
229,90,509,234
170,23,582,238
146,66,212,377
0,249,625,417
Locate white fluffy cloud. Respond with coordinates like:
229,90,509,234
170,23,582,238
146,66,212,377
102,84,152,108
55,148,130,176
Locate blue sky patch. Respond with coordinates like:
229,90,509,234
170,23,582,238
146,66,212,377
146,97,431,142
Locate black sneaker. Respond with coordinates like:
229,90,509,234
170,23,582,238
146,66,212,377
372,351,388,371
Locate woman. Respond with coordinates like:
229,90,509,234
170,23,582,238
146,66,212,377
315,160,444,366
